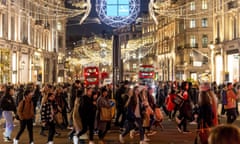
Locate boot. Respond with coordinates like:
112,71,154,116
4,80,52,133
73,136,79,144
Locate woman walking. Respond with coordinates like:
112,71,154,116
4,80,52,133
119,86,149,144
13,89,35,144
96,87,114,144
41,92,56,144
0,85,16,142
176,81,192,133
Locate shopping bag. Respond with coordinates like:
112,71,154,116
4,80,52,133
100,107,112,121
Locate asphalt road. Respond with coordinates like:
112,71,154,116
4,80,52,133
0,113,239,144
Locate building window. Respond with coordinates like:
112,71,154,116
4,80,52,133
202,0,208,9
202,35,208,48
106,0,129,17
57,22,62,31
133,63,137,69
190,35,196,48
190,19,196,28
190,2,195,11
202,18,208,27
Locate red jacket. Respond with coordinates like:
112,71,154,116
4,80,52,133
166,93,176,111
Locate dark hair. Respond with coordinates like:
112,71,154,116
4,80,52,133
75,80,81,84
208,124,240,144
101,87,108,94
227,82,232,87
24,89,32,96
181,81,188,91
47,92,54,98
5,85,14,97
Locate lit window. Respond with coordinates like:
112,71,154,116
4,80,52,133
133,63,137,69
190,19,196,28
202,0,208,9
190,2,195,11
202,18,208,27
190,35,196,47
106,0,129,17
57,22,62,31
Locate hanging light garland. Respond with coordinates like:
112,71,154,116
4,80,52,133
149,0,239,24
1,0,90,22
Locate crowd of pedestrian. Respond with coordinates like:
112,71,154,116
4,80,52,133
0,79,239,144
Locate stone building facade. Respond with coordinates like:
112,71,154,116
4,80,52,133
0,0,66,84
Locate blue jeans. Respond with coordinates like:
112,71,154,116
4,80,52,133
2,111,14,138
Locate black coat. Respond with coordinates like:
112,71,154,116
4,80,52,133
0,95,16,112
79,95,95,122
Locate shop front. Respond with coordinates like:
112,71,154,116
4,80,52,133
226,49,239,83
0,48,10,83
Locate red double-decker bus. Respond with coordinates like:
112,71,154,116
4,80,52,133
138,64,155,85
84,66,100,87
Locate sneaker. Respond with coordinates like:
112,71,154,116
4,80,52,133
13,139,19,144
139,140,149,144
177,126,182,133
73,136,78,144
144,134,150,142
189,121,197,125
129,130,135,139
146,130,157,136
55,132,61,137
119,134,124,143
183,130,192,134
89,141,95,144
4,137,12,142
30,142,34,144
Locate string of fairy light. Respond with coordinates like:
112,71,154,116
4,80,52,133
1,0,89,21
72,35,158,65
2,0,238,65
1,0,238,22
149,0,239,25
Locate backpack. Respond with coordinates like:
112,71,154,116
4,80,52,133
221,90,227,105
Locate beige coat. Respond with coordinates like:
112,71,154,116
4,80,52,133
73,97,82,131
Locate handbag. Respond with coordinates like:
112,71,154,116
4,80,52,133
100,107,112,121
54,112,63,125
173,94,184,106
154,108,163,121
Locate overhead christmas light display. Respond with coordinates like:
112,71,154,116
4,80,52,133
149,0,237,24
96,0,140,28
